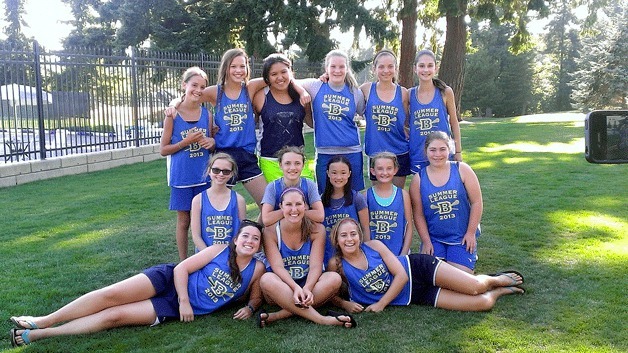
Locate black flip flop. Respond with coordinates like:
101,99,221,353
327,310,357,329
256,309,268,329
488,270,525,285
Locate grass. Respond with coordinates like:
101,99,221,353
1,112,626,352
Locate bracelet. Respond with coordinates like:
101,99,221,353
246,304,255,313
455,151,462,154
177,142,183,149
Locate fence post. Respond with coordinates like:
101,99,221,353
129,46,140,147
33,41,47,160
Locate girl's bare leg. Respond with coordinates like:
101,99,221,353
12,274,157,330
176,210,191,260
259,272,348,326
434,260,523,295
435,286,524,312
14,300,157,343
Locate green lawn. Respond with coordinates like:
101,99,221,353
1,113,626,352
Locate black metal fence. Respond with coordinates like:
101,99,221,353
0,42,322,163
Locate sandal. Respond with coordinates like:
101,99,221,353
327,310,357,329
10,316,39,330
488,270,525,286
10,328,31,347
256,309,268,329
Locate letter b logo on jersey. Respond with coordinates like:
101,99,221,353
212,227,230,241
289,267,305,279
374,114,396,127
375,221,391,234
327,103,343,116
226,113,244,126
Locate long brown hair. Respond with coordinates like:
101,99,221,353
227,219,263,283
329,217,364,286
414,49,447,92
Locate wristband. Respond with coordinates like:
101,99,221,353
177,142,183,149
455,151,461,154
246,304,255,313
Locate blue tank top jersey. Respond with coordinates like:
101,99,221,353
364,83,409,156
419,162,480,244
312,83,360,148
323,190,360,264
272,177,311,209
342,243,411,306
187,247,257,315
214,85,256,153
408,87,452,167
269,222,312,282
367,186,407,255
259,91,306,158
166,108,211,187
199,190,241,247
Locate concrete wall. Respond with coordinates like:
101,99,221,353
0,144,163,188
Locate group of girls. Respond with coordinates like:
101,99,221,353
9,47,523,347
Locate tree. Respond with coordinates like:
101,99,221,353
542,0,581,111
396,0,549,119
2,0,29,47
461,22,536,117
571,2,627,110
57,0,395,62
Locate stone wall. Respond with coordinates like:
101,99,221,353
0,144,163,188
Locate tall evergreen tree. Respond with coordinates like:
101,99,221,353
571,2,627,110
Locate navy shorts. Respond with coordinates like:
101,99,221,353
144,263,180,322
217,148,263,184
368,152,411,180
169,184,210,211
430,241,478,271
408,254,442,306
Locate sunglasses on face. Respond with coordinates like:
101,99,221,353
211,167,233,175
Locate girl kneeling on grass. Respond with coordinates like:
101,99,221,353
328,217,524,314
191,152,247,250
258,187,356,328
260,146,323,227
9,221,266,347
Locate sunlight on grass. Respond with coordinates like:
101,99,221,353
481,138,583,154
512,112,585,123
52,228,117,249
468,160,496,170
538,211,628,267
503,157,534,164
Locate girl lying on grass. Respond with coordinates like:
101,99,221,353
9,221,266,347
328,217,524,314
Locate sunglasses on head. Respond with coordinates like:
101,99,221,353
211,167,233,175
240,219,264,233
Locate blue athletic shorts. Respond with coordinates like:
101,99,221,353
368,152,411,180
169,184,210,211
315,151,364,194
408,254,442,306
430,241,478,271
217,148,264,184
144,263,180,323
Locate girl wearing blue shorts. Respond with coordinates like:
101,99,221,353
410,131,482,273
160,66,215,260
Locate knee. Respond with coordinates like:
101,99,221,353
259,273,279,292
467,278,490,296
98,285,126,304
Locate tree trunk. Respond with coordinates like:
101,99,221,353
438,1,467,121
398,0,418,88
